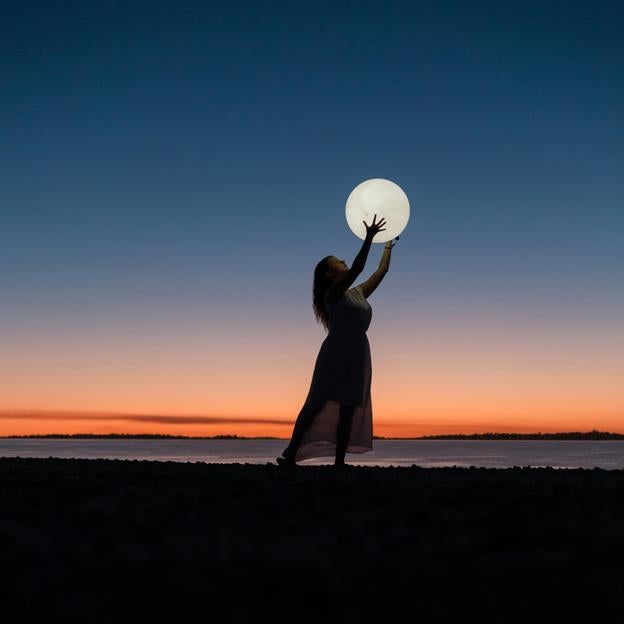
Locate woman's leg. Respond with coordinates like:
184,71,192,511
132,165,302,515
282,398,324,461
335,403,355,466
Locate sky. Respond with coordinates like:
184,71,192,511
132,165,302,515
1,0,623,437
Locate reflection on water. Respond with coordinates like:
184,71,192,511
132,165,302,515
1,439,624,469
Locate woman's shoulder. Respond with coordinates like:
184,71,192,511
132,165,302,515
325,286,357,302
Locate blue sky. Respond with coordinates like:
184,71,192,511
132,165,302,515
1,1,622,428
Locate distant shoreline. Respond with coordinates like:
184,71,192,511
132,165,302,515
3,430,624,441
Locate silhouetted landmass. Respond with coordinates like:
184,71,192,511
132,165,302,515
417,429,624,440
2,433,281,440
4,430,623,440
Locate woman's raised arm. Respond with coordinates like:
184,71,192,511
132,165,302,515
355,236,397,298
326,215,387,303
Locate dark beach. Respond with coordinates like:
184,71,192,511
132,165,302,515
2,458,623,622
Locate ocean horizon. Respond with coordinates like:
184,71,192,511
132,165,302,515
2,438,624,469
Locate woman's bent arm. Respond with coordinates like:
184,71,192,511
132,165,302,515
378,241,393,273
357,240,394,298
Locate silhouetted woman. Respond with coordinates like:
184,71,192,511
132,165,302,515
277,215,396,467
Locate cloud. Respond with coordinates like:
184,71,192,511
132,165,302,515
0,410,290,426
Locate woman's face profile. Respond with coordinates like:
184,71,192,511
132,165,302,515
326,256,349,282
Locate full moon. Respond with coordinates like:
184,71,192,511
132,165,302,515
345,178,410,243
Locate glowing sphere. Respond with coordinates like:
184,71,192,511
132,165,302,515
345,178,410,243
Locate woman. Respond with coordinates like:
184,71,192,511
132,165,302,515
277,214,396,467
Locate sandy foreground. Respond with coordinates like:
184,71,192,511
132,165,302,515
2,457,623,622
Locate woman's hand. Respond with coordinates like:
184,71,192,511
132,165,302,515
363,214,387,241
385,235,399,250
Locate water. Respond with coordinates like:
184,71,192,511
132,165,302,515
1,439,623,469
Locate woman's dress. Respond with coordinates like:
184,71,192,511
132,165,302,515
295,284,373,461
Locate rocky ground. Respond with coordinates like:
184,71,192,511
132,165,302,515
2,458,623,622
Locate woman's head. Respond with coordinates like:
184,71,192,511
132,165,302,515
325,256,349,280
312,256,349,331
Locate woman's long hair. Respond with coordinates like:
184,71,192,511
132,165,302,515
313,256,333,332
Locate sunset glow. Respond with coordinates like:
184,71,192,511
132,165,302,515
2,309,622,437
2,2,622,439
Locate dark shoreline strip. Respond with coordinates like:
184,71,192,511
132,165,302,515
2,457,623,621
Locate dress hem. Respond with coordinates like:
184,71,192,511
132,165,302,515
296,443,373,462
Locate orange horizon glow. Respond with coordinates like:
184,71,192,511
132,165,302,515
1,409,623,438
2,309,622,438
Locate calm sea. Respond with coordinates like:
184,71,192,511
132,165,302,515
1,439,623,469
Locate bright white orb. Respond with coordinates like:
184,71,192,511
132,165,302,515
345,178,410,243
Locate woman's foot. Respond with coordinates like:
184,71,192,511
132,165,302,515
276,446,297,466
276,456,297,466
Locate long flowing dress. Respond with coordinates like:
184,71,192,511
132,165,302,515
295,284,373,462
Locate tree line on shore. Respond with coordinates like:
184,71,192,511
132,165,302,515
3,430,623,440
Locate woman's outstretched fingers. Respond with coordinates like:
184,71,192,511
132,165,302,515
363,214,389,240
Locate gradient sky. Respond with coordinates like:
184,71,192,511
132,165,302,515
2,0,623,437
